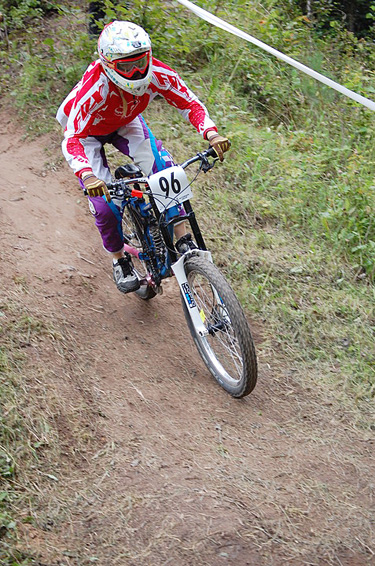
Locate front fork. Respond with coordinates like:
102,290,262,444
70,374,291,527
172,250,213,338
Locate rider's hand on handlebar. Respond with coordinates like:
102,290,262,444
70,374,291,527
82,171,111,203
206,132,231,162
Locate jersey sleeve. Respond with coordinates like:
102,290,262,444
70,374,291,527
57,63,109,176
150,59,217,138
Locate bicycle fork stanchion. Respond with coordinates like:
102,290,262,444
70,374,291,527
182,200,207,251
172,251,212,338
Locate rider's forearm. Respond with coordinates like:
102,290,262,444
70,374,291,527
62,135,92,177
204,128,218,140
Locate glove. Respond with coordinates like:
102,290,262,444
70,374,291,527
207,133,231,162
81,172,111,202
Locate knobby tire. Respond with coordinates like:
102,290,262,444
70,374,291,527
182,256,257,398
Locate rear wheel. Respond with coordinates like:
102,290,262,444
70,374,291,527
122,206,157,300
182,256,257,398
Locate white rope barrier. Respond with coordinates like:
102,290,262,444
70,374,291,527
175,0,375,112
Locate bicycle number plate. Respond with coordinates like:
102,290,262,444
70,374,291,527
148,166,193,212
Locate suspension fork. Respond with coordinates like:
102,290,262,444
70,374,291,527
172,251,213,337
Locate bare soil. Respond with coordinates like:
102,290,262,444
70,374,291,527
0,111,374,566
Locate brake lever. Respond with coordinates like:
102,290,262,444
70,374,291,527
107,184,124,198
198,152,217,173
108,182,145,200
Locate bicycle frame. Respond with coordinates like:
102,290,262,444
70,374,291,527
122,189,212,336
106,149,258,398
107,147,217,291
124,194,170,287
121,193,206,280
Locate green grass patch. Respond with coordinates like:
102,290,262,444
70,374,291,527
0,299,58,565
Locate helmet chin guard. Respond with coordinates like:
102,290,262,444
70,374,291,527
98,21,152,95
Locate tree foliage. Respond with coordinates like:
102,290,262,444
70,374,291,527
292,0,375,37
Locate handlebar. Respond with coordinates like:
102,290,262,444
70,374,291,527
180,146,218,170
107,146,219,197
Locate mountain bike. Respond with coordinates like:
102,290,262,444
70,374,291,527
106,147,257,398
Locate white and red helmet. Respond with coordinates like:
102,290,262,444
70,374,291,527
98,21,152,96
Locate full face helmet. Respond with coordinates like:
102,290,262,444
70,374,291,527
98,21,152,96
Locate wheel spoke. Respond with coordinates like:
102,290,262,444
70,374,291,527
188,271,245,383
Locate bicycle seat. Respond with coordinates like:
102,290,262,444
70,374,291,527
115,163,143,179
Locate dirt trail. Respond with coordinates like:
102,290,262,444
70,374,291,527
0,113,374,566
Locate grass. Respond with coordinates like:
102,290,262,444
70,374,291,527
0,287,103,565
1,2,375,562
1,5,373,400
142,98,375,419
0,297,50,565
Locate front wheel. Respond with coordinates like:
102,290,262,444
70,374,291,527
182,257,257,398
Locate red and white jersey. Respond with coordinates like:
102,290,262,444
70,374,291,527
56,58,217,176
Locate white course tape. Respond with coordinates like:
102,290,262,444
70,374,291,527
175,0,375,112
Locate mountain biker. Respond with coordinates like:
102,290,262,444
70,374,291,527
56,20,230,294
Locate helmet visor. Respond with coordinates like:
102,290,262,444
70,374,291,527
114,52,150,79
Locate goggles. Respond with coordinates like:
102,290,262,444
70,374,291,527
112,52,150,79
